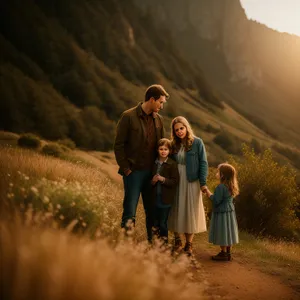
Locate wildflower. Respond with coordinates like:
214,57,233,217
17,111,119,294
7,173,11,177
56,204,61,209
45,212,53,218
71,201,76,207
43,196,50,204
59,214,65,220
9,183,13,187
82,222,87,227
30,186,39,195
24,176,29,180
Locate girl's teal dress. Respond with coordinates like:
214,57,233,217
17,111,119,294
209,184,239,245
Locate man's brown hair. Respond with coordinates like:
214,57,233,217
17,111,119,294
157,138,172,151
145,84,169,102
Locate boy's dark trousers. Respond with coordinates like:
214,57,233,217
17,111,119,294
121,170,154,241
153,205,171,242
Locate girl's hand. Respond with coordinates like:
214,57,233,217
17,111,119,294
205,189,213,197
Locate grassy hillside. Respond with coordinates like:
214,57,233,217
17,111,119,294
1,139,299,298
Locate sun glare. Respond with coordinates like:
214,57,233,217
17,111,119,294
241,0,300,37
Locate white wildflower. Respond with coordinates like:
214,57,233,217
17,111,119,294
43,196,50,204
30,186,39,195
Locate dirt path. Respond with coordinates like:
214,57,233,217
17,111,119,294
193,246,299,300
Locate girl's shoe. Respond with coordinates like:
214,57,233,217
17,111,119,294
212,251,230,261
184,242,193,256
226,246,232,261
173,237,183,253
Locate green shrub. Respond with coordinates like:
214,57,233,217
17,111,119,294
249,138,264,154
58,138,76,150
18,133,41,149
273,144,300,169
230,145,300,240
205,124,220,134
6,175,117,237
213,130,243,155
42,143,64,157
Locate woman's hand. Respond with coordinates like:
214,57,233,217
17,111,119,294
201,185,208,194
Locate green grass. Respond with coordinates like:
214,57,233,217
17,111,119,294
235,232,300,286
194,231,300,291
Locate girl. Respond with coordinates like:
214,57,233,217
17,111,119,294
205,163,239,261
168,116,208,256
151,138,179,244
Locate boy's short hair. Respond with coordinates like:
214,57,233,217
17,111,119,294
157,138,172,151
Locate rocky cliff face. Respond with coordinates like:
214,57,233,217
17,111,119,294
135,0,263,86
135,0,300,91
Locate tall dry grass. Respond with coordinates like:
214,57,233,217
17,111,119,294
0,218,205,300
0,147,118,230
0,145,207,299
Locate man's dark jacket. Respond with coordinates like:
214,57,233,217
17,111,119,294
114,102,165,174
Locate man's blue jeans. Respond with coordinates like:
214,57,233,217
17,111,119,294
121,170,154,241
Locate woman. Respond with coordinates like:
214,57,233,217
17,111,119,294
168,116,208,255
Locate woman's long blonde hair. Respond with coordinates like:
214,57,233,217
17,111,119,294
218,163,240,197
171,116,194,152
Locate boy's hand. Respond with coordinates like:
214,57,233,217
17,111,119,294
156,175,165,183
151,174,159,185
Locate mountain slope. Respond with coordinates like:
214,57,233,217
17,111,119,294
135,0,300,147
0,0,299,168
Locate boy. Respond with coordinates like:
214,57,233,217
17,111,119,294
151,138,179,244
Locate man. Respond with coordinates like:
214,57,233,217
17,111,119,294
114,84,169,242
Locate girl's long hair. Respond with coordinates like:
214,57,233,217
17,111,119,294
218,163,240,197
170,116,194,152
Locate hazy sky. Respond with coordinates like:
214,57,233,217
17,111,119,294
241,0,300,36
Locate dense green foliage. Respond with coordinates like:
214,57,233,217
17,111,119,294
58,138,76,150
213,130,244,155
230,146,300,240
